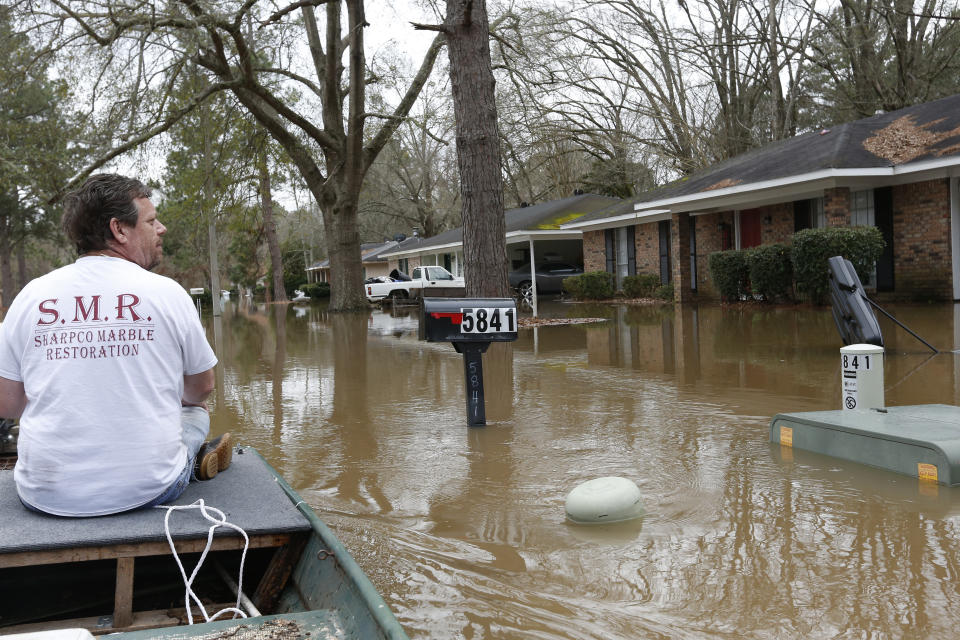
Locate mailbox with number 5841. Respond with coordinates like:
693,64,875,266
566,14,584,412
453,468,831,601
421,297,518,425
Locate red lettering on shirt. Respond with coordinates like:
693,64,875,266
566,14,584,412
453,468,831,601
115,294,142,321
38,299,59,325
73,295,102,322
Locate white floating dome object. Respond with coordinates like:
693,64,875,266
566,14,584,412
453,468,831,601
565,476,644,524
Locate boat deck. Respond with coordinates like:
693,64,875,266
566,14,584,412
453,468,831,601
0,448,313,634
116,610,351,640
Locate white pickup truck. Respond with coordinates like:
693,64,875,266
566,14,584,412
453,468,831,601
365,266,465,303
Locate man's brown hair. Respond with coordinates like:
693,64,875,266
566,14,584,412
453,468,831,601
62,174,152,254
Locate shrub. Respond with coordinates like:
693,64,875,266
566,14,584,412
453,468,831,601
791,226,885,304
564,271,615,300
746,243,793,302
300,282,331,299
622,273,661,298
708,250,750,301
654,283,674,300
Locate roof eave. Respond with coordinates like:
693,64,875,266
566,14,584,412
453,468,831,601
506,229,583,243
631,159,960,216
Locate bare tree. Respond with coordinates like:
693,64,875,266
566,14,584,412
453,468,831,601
359,81,461,240
16,1,444,311
800,0,960,122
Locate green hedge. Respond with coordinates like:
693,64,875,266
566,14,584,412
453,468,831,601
622,273,661,298
791,226,884,303
707,227,885,304
746,243,793,302
708,250,750,301
299,282,331,299
564,271,615,300
654,283,674,300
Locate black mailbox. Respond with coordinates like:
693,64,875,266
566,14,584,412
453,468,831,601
420,297,518,426
420,297,519,343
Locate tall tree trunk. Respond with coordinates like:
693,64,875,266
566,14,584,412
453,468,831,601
0,230,12,310
259,152,287,303
445,0,509,297
16,242,26,292
319,189,365,311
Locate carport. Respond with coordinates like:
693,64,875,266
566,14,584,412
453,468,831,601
380,193,623,316
503,194,621,315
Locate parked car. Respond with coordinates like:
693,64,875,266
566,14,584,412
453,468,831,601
508,262,584,298
364,265,464,303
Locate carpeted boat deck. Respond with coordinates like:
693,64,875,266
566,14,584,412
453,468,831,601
0,447,311,554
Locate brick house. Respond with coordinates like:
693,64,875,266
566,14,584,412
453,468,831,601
563,94,960,302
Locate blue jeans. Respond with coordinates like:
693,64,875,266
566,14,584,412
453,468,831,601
140,406,210,508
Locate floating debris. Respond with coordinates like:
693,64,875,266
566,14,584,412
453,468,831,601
518,317,607,328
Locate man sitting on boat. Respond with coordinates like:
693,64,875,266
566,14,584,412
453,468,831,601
0,173,232,517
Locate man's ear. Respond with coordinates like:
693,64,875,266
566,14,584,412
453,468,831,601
109,217,127,244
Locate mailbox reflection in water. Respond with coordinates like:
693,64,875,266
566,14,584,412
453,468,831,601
420,297,518,426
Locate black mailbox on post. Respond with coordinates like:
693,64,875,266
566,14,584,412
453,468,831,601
421,297,518,426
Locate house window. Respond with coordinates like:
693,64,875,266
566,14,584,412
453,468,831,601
616,227,630,288
811,197,826,228
689,220,697,292
605,228,636,289
851,189,877,287
398,258,409,274
794,198,826,230
851,190,875,227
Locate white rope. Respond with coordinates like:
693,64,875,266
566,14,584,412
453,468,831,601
158,499,250,624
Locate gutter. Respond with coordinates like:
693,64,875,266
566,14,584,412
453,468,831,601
562,157,960,231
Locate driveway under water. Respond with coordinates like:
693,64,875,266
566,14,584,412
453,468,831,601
208,298,960,639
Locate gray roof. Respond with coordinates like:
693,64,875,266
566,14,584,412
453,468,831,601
387,194,621,255
571,92,960,225
307,240,399,270
646,93,960,200
361,240,399,262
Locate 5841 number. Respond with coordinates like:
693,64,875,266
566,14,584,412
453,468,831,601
461,307,517,334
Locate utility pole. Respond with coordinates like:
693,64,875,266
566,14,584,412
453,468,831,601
201,99,222,317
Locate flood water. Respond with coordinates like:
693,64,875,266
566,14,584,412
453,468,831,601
207,298,960,639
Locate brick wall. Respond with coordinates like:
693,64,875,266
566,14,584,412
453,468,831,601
583,230,605,272
672,213,692,301
760,202,795,245
892,179,952,300
635,223,660,274
679,204,795,300
824,187,850,226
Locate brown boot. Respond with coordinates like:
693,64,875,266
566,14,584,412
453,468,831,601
196,433,233,480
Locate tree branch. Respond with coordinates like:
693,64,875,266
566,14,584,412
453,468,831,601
411,22,451,34
52,81,239,203
263,0,331,27
363,31,445,170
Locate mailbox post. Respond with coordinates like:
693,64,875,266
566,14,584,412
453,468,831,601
420,297,518,426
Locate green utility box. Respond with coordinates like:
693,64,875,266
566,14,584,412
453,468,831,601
770,404,960,485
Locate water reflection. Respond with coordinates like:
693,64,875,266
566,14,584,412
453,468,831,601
203,300,960,639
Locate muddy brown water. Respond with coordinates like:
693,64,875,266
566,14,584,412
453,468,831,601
207,298,960,639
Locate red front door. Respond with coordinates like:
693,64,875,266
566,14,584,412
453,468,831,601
740,209,762,248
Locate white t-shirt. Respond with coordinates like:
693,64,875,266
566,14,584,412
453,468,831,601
0,256,218,516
